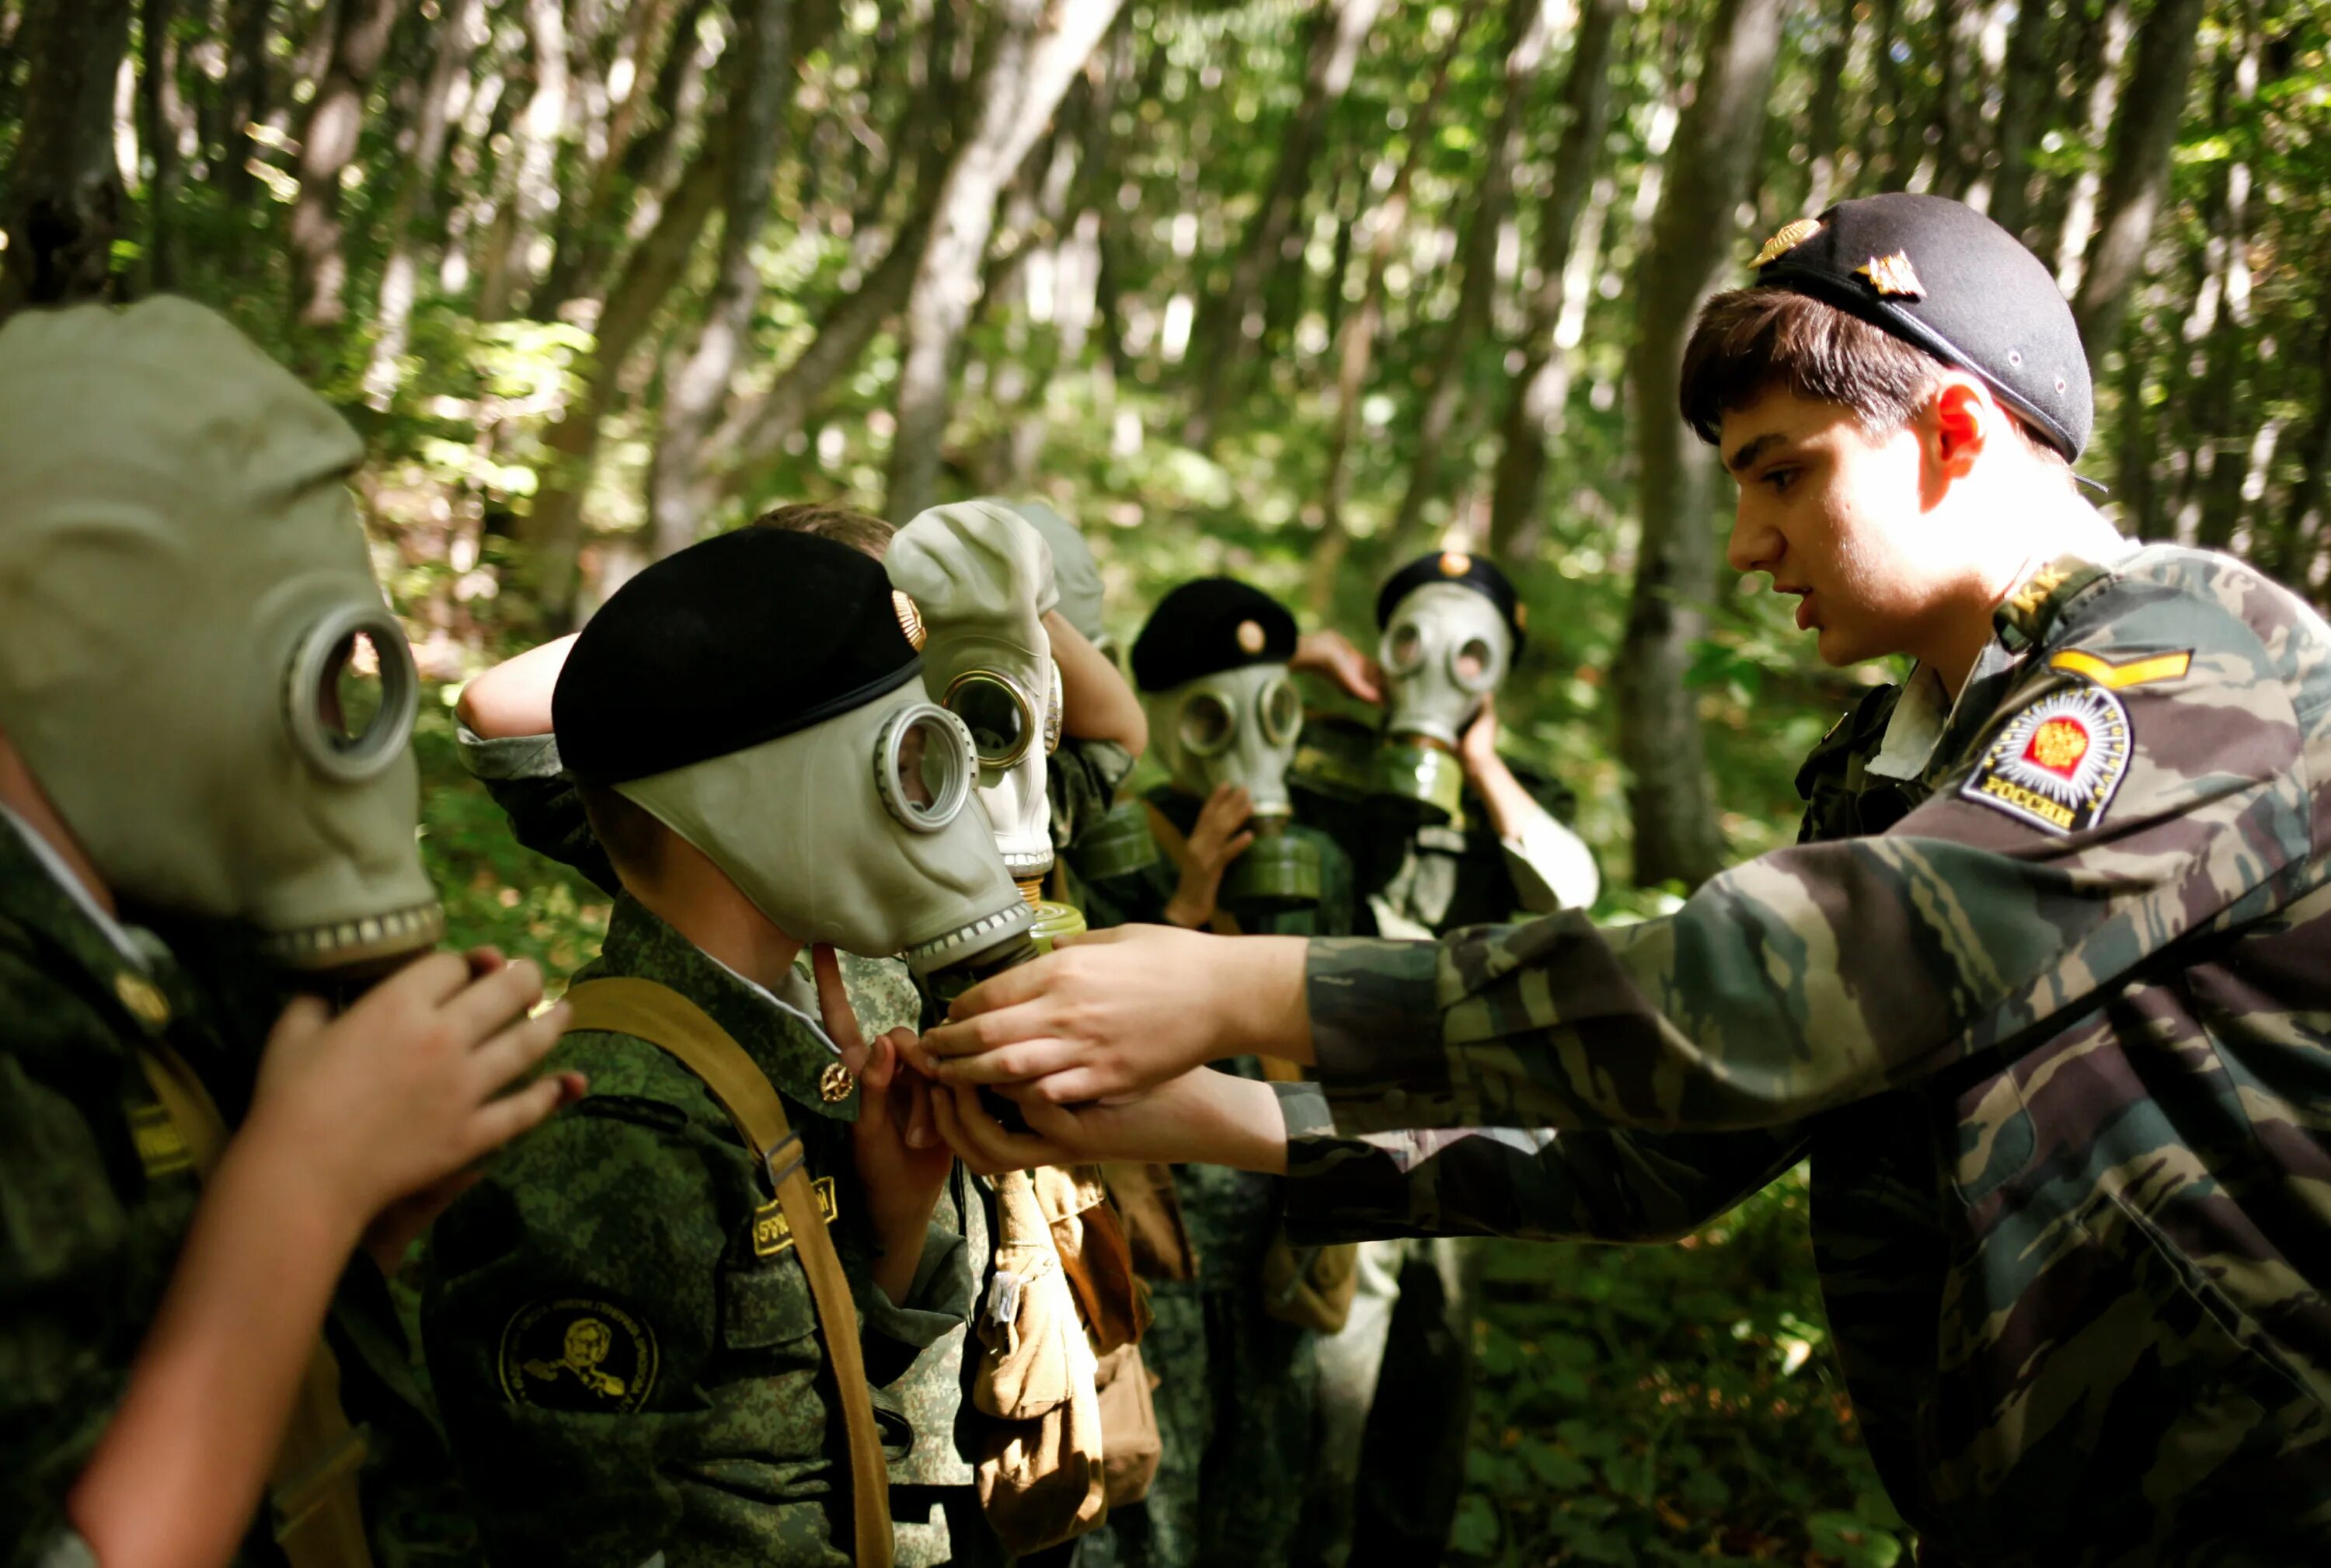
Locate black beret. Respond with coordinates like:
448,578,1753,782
1375,550,1527,653
1130,577,1298,693
555,528,922,785
1751,192,2092,461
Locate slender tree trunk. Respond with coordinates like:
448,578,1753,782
476,0,571,319
1984,0,2053,238
1618,0,1789,890
643,0,793,559
2043,0,2127,279
1487,0,1622,559
287,0,406,333
517,135,727,624
1795,0,1854,214
0,0,134,315
1386,0,1557,556
1179,0,1384,451
1305,0,1484,608
884,0,1127,521
2070,0,2206,355
2272,280,2331,598
215,0,272,213
2190,21,2262,552
137,0,185,290
361,0,481,406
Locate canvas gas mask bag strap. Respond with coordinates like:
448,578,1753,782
133,1044,375,1568
556,977,894,1568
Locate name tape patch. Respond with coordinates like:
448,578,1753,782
1960,684,2131,835
498,1297,658,1412
752,1176,839,1259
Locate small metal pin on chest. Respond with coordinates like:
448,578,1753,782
819,1061,855,1103
115,972,171,1028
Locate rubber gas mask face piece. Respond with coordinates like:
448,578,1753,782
1151,664,1305,818
0,298,441,974
1372,583,1513,826
618,679,1033,975
888,503,1062,881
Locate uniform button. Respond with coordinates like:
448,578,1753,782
115,973,172,1028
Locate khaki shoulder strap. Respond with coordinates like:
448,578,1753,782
1140,803,1242,936
561,977,894,1568
135,1044,374,1568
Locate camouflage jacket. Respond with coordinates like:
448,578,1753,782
1279,545,2331,1565
1291,710,1589,937
420,896,973,1568
0,812,482,1568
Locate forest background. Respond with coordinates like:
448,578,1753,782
3,0,2325,1560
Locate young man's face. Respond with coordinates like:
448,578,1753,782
1720,385,1961,667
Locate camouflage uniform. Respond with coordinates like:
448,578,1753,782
420,894,974,1567
451,729,1008,1565
1277,545,2331,1566
1075,789,1353,1568
0,810,483,1568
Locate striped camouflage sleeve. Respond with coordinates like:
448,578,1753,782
1305,583,2319,1136
1272,1082,1811,1245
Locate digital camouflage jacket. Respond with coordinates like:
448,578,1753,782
420,896,972,1568
1278,545,2331,1566
0,813,482,1568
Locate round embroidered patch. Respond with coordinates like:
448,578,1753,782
498,1298,658,1413
1960,684,2132,835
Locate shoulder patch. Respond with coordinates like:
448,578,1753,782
499,1298,658,1412
1960,685,2132,835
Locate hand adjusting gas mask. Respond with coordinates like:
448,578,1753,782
1370,552,1526,826
0,298,441,975
1131,578,1319,916
553,529,1032,976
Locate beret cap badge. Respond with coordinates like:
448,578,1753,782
1438,552,1472,577
893,590,927,650
1855,250,1926,300
1752,218,1823,269
1235,618,1267,654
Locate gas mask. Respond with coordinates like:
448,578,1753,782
616,676,1033,975
0,298,441,974
1148,665,1319,913
1372,582,1514,824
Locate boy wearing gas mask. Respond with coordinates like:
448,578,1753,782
1071,578,1355,1568
420,527,1039,1568
0,298,580,1568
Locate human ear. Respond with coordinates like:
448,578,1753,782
1931,379,1989,478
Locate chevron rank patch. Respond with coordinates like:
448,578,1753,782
1961,684,2132,835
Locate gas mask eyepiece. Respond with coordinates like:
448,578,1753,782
284,603,421,783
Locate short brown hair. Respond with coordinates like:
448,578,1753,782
578,782,671,888
748,502,894,559
1680,287,2066,472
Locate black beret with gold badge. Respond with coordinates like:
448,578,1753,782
1751,191,2092,462
1375,549,1528,654
556,528,922,786
1130,577,1299,693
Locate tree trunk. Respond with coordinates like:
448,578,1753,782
884,0,1127,522
1305,0,1485,608
2044,0,2129,281
1984,0,2054,239
0,0,134,315
136,0,185,291
1794,0,1854,215
287,0,406,333
215,0,273,214
1618,0,1788,890
1386,0,1557,556
1486,0,1622,560
1179,0,1384,451
361,0,481,406
638,0,792,559
476,0,571,320
517,135,728,624
2069,0,2205,356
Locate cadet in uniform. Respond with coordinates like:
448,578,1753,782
421,529,1016,1566
1073,579,1354,1568
924,194,2331,1565
1283,552,1597,1568
0,300,575,1567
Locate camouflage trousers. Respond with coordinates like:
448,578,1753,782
1071,1283,1318,1568
1293,1238,1476,1568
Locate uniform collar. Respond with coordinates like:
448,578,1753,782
0,803,182,1037
586,894,858,1121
